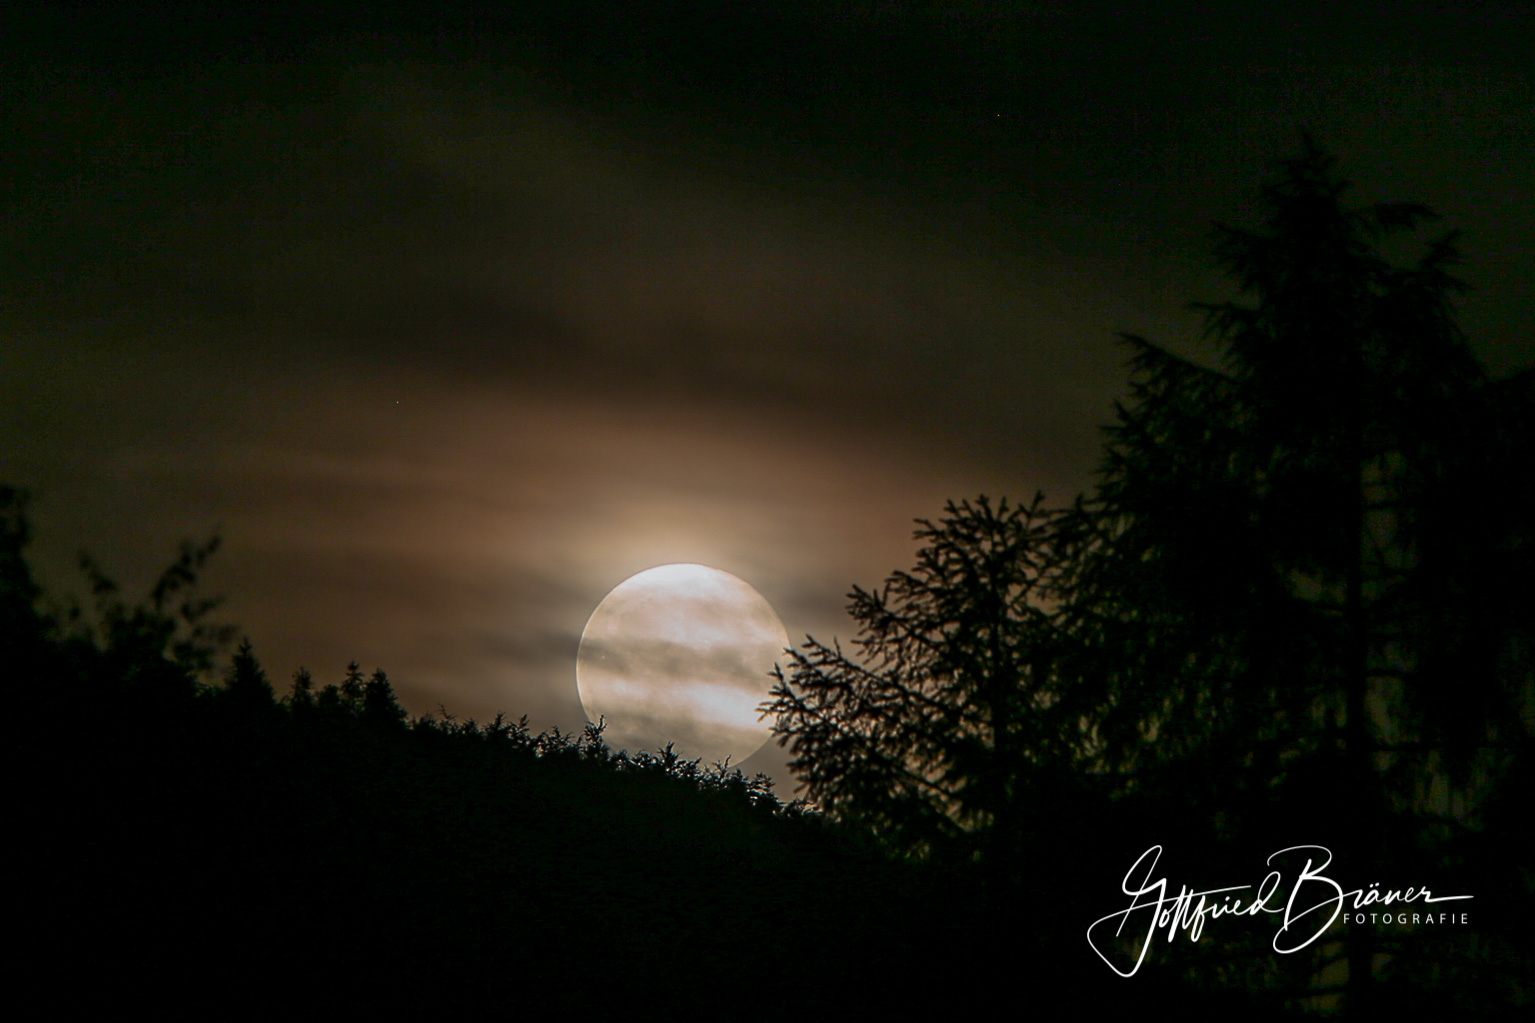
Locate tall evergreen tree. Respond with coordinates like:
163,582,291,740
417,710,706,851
362,668,407,728
225,638,276,710
1057,142,1530,1008
340,660,366,710
288,667,316,711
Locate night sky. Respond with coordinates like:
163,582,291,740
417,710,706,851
5,1,1531,782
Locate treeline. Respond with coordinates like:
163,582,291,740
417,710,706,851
9,486,1217,1015
8,491,810,1008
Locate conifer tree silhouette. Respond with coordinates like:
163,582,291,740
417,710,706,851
288,667,316,710
341,660,366,709
362,667,407,727
764,495,1091,869
1054,141,1531,1009
225,638,276,710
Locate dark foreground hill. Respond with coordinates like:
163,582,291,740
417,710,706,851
25,658,1182,1016
6,492,1290,1016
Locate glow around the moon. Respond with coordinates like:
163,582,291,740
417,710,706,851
576,563,790,766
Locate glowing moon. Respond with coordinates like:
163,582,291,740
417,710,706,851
576,563,790,766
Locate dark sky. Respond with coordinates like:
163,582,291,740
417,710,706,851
4,1,1531,781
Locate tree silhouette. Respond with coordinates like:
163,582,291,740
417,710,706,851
287,666,316,711
1,486,48,669
362,667,407,727
341,660,366,707
764,495,1096,870
224,637,276,710
1055,142,1531,1009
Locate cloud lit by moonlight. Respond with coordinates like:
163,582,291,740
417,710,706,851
576,564,791,766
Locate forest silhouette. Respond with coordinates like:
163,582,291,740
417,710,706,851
13,147,1530,1016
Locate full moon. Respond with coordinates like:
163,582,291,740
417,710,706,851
576,564,791,766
